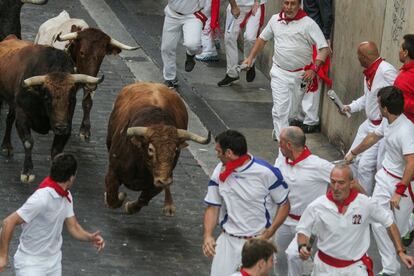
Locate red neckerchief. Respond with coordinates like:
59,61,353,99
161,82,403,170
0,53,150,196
326,188,358,214
278,8,307,23
363,58,383,91
38,176,71,203
210,0,221,38
240,268,252,276
219,154,250,182
400,60,414,72
285,146,311,166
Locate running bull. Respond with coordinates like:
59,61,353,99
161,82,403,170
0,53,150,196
35,10,138,141
0,35,103,183
105,82,211,216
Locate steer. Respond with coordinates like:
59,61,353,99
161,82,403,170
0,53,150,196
0,0,48,41
105,82,211,216
0,35,103,183
35,10,138,141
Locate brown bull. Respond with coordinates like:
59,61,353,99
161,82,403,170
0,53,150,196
105,82,210,216
0,35,103,183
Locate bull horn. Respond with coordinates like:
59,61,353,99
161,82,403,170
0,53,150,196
110,38,139,51
23,75,46,87
21,0,48,4
177,129,211,145
56,32,78,42
127,127,148,137
72,74,104,84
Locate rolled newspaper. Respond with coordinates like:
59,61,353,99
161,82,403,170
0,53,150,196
235,63,249,73
327,90,351,118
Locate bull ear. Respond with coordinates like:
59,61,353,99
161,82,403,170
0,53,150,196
130,137,142,148
107,44,122,56
178,142,189,149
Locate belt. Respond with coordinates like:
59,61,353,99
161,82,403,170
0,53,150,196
222,229,258,240
318,250,373,276
383,167,414,202
288,213,301,220
370,119,382,126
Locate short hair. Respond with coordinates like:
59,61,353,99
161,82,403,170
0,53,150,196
215,130,247,156
377,86,404,115
402,34,414,59
241,239,277,269
283,127,306,148
332,164,354,181
50,153,77,182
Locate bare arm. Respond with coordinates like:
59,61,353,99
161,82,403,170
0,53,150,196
297,232,312,260
228,0,240,18
387,223,414,268
390,154,414,210
202,205,220,258
242,38,267,67
65,216,105,251
0,212,25,272
345,132,382,163
260,200,290,240
303,47,331,82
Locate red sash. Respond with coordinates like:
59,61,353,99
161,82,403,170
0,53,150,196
210,0,221,38
38,176,71,203
194,10,208,29
288,213,301,220
239,4,266,38
219,154,250,182
318,250,373,276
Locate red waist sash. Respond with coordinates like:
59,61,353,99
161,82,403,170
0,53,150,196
318,250,373,276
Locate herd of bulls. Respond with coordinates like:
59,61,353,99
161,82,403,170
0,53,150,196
0,0,210,216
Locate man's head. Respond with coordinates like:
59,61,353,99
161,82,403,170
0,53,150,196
377,86,404,119
50,153,77,184
279,127,306,159
330,164,354,202
357,41,380,68
399,34,414,63
215,130,247,164
283,0,301,19
241,239,277,276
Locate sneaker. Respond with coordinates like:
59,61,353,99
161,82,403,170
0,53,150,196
302,124,321,133
402,229,414,247
185,53,196,72
289,119,303,127
376,272,393,276
164,78,178,89
246,64,256,82
217,74,239,87
195,54,219,62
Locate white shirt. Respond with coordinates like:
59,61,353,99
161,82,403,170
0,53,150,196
236,0,267,6
375,114,414,177
16,187,74,257
168,0,204,14
259,14,327,71
204,155,289,236
349,60,397,121
275,153,333,225
297,194,393,260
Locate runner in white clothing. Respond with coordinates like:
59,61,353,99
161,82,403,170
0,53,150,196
341,41,398,196
202,130,290,276
161,0,206,88
273,126,333,276
297,164,414,275
345,86,414,275
243,0,330,141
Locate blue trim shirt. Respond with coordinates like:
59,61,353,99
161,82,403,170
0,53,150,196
204,155,289,236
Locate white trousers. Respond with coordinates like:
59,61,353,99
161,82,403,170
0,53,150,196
348,120,381,196
210,233,246,276
224,4,261,78
14,250,62,276
274,222,299,276
161,5,202,80
371,169,414,275
311,253,368,276
270,65,305,139
301,81,322,125
199,0,217,56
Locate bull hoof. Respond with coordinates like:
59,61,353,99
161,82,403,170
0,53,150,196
162,204,176,217
20,173,35,184
79,132,90,142
104,191,126,209
124,201,142,215
1,147,13,157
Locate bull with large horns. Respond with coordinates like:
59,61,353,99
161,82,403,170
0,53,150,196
35,11,138,141
0,35,104,183
105,82,211,216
